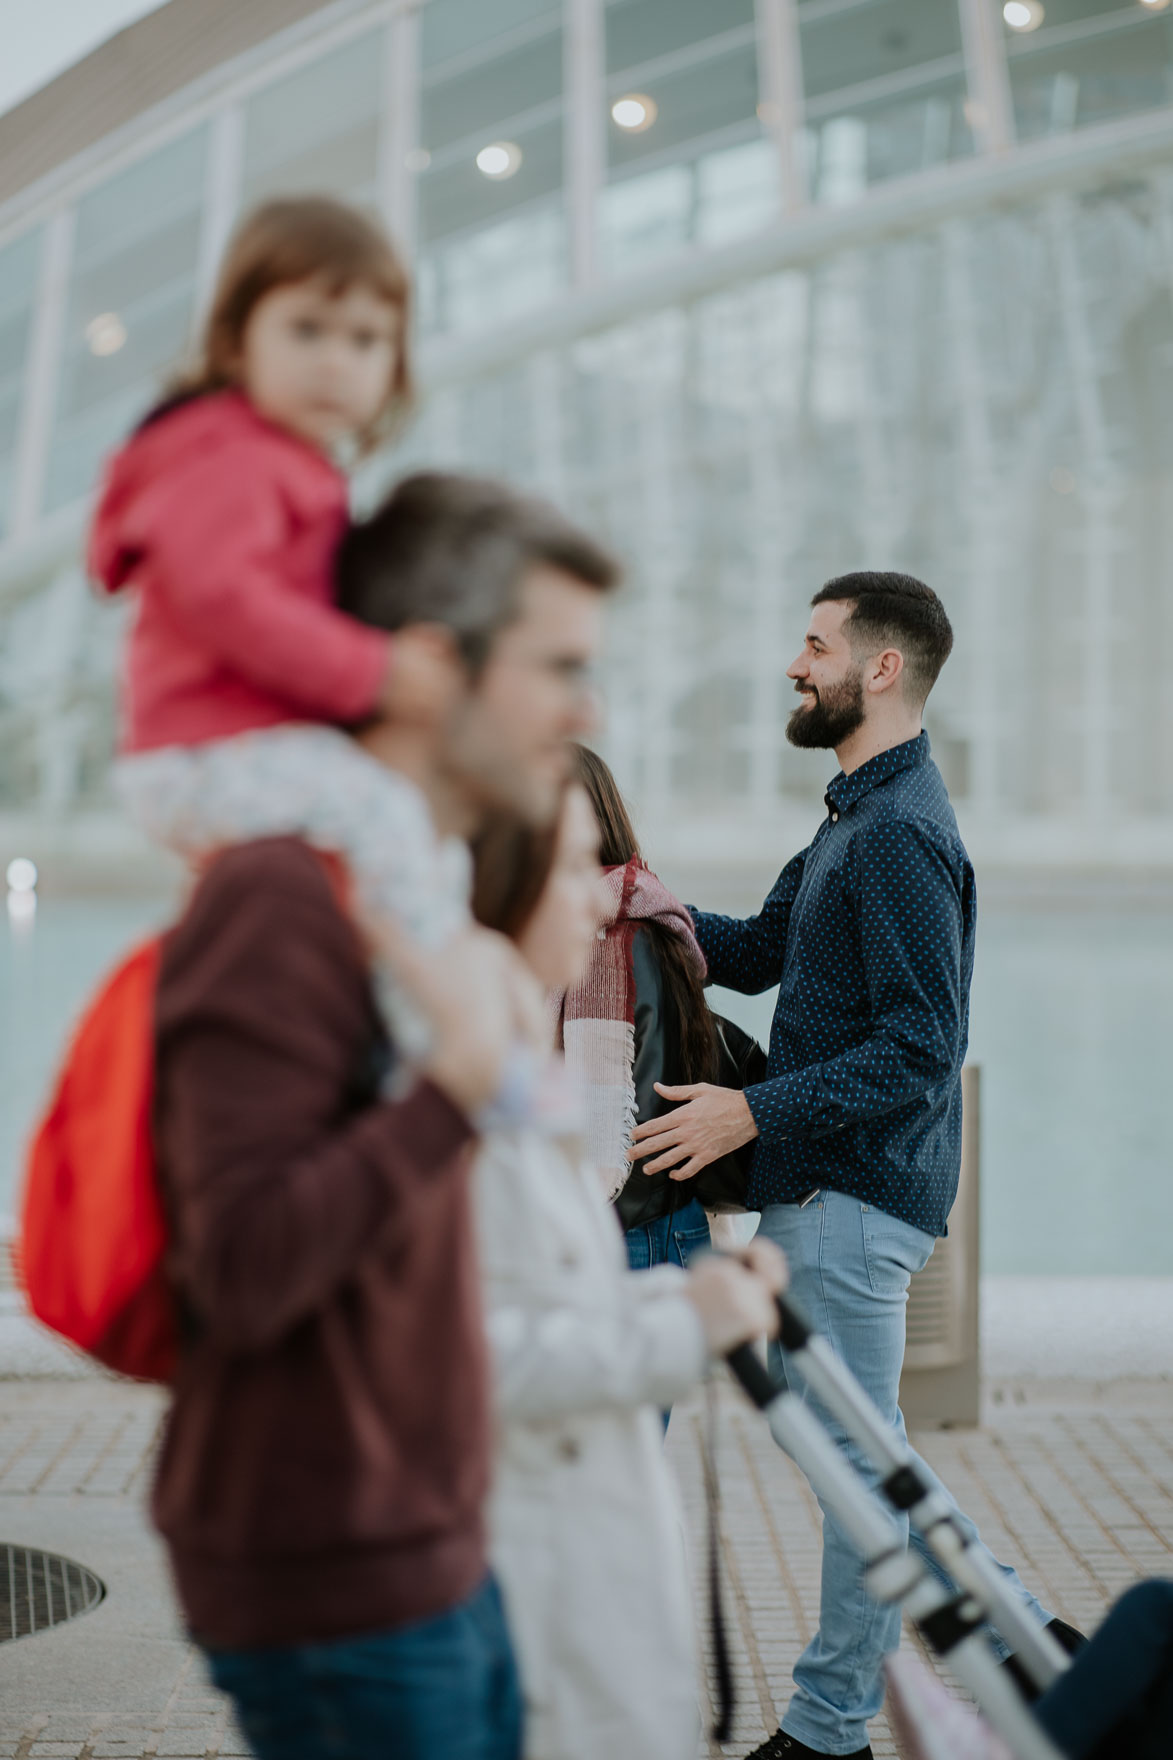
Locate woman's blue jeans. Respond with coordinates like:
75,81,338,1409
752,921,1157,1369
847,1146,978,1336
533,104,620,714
625,1195,711,1429
206,1574,522,1760
624,1194,711,1273
756,1190,1052,1757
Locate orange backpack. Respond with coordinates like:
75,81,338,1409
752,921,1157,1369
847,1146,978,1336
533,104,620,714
18,937,177,1382
17,849,353,1384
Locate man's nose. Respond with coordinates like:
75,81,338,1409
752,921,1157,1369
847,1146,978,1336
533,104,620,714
786,654,807,680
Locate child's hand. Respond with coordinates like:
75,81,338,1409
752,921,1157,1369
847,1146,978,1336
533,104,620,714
379,626,461,724
370,916,544,1117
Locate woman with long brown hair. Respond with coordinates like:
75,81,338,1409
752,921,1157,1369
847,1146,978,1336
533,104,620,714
563,745,736,1273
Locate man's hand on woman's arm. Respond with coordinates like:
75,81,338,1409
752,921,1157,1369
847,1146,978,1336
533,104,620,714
628,1081,759,1180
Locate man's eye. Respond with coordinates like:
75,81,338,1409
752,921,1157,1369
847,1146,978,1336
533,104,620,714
549,659,593,687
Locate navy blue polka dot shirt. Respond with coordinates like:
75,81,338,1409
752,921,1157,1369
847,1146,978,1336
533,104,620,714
693,732,976,1238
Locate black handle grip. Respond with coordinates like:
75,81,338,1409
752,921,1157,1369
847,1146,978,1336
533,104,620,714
776,1292,813,1352
726,1343,781,1410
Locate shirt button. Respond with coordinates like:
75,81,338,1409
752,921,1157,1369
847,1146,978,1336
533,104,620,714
558,1437,580,1462
831,812,839,823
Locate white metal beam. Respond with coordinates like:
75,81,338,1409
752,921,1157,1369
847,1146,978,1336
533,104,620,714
958,0,1016,154
194,103,244,322
380,5,422,251
756,0,807,212
566,0,604,288
8,210,73,543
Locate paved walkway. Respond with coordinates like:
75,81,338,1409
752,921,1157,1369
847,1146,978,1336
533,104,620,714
0,1366,1170,1760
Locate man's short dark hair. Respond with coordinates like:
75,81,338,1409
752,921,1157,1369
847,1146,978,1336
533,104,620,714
811,571,953,705
337,471,620,670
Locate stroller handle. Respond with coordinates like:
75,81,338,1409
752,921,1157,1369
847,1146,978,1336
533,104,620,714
776,1291,814,1350
723,1295,816,1407
726,1342,780,1409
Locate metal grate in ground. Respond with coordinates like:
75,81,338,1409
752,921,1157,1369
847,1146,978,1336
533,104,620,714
0,1541,104,1642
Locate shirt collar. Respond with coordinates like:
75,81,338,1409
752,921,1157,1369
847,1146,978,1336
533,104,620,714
825,730,930,817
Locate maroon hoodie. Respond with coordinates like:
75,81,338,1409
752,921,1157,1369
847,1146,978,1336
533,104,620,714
88,390,387,754
151,835,490,1649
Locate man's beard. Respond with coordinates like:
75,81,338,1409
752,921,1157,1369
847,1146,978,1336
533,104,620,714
785,670,866,750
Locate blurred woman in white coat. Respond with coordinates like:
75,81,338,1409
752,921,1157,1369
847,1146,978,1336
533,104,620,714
469,783,786,1760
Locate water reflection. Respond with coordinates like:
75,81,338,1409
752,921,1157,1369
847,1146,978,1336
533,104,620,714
713,903,1173,1277
1,898,1170,1274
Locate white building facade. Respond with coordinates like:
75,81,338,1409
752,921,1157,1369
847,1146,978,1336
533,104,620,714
2,0,1173,887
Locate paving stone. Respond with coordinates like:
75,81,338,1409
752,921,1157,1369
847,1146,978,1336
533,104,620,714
1,1376,1170,1758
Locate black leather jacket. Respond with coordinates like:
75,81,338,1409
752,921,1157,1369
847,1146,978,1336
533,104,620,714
614,928,694,1233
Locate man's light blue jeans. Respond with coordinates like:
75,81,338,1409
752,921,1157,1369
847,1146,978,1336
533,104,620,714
755,1191,1051,1757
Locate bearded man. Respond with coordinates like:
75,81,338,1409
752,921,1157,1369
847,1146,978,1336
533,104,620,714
630,574,1081,1760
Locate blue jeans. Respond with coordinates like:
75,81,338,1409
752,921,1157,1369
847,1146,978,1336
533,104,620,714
206,1574,522,1760
624,1194,711,1273
626,1196,711,1429
756,1192,1051,1756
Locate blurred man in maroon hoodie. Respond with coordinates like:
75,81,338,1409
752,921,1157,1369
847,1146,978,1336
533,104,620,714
150,473,618,1760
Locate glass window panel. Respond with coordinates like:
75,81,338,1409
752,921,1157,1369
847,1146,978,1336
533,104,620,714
600,164,693,272
695,138,780,245
45,126,207,515
422,0,556,69
798,0,971,200
241,32,382,208
1010,0,1146,26
419,114,564,244
417,10,565,339
799,0,963,100
607,41,762,171
602,12,775,272
601,137,780,272
1007,13,1173,141
419,205,566,337
605,0,756,76
0,228,40,539
805,75,972,203
422,30,562,153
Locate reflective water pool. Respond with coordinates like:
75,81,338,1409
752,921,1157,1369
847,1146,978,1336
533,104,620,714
2,897,1171,1274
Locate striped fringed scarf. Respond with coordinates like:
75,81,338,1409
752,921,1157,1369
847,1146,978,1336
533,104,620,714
558,858,706,1201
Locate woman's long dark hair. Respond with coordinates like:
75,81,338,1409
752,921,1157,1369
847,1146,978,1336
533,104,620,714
570,745,717,1085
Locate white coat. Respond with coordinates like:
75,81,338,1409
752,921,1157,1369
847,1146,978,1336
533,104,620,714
475,1116,709,1760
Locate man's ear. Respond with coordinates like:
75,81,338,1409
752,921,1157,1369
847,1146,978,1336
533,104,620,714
867,647,905,696
391,622,467,724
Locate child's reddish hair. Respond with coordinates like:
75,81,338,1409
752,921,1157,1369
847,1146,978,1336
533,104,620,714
170,196,413,452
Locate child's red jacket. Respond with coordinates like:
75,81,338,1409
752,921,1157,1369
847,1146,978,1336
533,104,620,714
89,389,388,754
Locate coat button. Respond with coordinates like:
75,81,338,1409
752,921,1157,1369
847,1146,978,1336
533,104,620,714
558,1437,580,1462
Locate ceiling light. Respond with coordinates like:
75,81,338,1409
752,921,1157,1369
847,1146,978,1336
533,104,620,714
1140,0,1171,10
6,857,37,893
1003,1,1044,30
611,94,657,133
86,313,127,356
476,141,522,179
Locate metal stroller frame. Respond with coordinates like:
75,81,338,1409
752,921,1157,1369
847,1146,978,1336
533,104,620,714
726,1293,1073,1760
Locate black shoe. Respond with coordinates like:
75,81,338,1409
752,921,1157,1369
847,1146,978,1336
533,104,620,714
1001,1615,1088,1701
741,1730,873,1760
